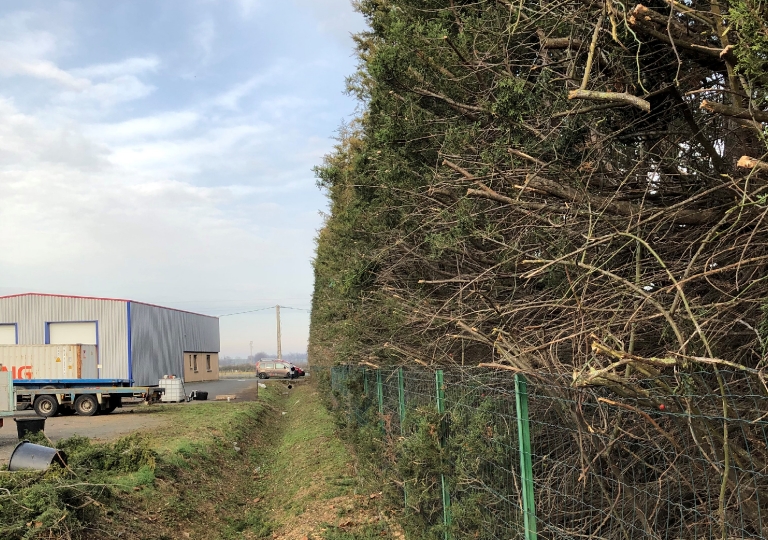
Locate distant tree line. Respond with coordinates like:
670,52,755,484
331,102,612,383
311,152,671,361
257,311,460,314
219,352,308,367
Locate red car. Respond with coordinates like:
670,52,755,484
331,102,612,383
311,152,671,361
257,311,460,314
289,364,306,377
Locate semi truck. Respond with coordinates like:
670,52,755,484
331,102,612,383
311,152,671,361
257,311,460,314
0,344,163,417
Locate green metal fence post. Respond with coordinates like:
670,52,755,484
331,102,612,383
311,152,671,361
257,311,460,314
398,368,406,432
435,370,451,540
515,373,537,540
398,367,407,507
376,369,384,429
363,367,368,395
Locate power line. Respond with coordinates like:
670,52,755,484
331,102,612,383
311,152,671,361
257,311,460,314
217,304,310,317
218,306,275,317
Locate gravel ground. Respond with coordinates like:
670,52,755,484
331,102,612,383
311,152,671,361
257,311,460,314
0,378,268,465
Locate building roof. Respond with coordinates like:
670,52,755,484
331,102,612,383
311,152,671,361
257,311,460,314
0,293,218,319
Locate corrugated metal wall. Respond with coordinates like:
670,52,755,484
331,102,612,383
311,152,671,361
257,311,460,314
130,302,219,386
0,295,129,379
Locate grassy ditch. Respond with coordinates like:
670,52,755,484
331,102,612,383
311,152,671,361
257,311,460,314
237,382,397,540
0,381,397,540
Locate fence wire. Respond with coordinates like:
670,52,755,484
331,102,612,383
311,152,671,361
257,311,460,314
328,366,768,540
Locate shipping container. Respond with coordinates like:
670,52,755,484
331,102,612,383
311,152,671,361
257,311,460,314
0,344,98,381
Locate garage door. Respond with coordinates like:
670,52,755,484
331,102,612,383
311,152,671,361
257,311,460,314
0,325,16,345
48,322,97,345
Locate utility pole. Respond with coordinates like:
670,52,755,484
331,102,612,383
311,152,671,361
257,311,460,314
276,305,282,360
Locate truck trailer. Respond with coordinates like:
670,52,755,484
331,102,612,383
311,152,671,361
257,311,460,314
0,344,163,417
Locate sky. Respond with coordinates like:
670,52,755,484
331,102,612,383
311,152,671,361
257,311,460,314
0,1,367,357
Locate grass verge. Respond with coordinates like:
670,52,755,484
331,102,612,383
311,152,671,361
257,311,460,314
251,383,398,540
1,386,279,540
0,380,397,540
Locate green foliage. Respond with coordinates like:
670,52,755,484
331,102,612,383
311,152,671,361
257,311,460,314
492,77,531,120
447,394,523,539
0,398,277,540
59,433,157,473
730,0,768,105
313,0,768,537
0,435,156,539
395,408,446,539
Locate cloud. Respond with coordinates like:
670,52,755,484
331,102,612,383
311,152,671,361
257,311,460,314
71,56,160,79
0,10,157,105
0,57,89,88
192,19,215,64
213,75,268,110
290,0,367,45
59,75,156,108
0,11,85,88
0,97,108,169
88,111,200,142
0,1,361,355
236,0,261,18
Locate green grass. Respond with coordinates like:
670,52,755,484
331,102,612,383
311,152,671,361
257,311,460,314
260,385,356,516
0,387,281,540
321,522,392,539
0,382,396,539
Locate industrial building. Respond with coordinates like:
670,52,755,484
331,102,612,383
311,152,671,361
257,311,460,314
0,293,220,386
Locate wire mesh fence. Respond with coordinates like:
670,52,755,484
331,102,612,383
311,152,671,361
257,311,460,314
327,365,768,540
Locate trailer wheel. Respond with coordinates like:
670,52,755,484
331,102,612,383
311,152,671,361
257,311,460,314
74,395,99,416
33,395,59,418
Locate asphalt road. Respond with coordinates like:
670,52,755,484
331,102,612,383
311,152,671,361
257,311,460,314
0,378,267,465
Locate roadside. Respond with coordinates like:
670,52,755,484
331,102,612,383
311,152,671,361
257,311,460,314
0,378,262,464
0,378,393,540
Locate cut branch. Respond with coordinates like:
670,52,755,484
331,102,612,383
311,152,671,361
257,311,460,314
412,87,484,117
700,100,768,123
737,156,768,171
568,89,651,113
443,159,719,224
629,5,733,60
671,88,725,174
536,28,583,50
525,174,717,224
508,148,548,167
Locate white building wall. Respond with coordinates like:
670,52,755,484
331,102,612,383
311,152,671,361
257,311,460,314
0,294,129,380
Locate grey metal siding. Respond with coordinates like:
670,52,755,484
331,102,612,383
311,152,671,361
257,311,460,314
130,303,219,386
0,295,129,380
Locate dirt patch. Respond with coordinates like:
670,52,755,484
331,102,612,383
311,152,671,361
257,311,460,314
271,493,399,540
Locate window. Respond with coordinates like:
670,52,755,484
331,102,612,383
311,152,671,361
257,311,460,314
193,354,198,372
0,324,16,345
189,355,193,369
206,355,211,371
264,362,275,370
